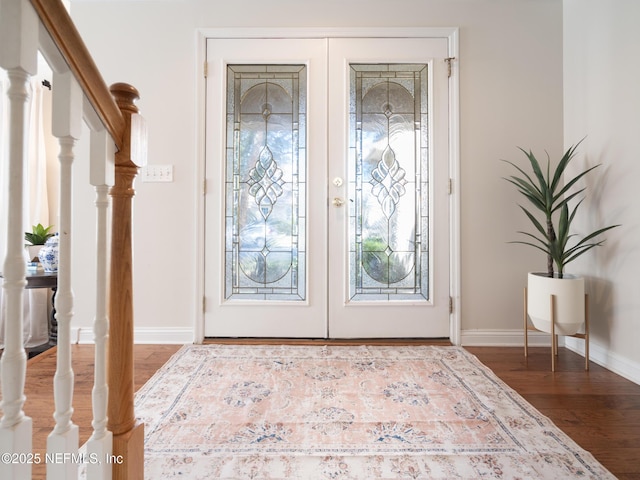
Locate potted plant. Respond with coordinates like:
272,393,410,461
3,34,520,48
503,141,620,335
24,223,54,263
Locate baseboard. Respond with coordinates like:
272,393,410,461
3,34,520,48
460,329,640,386
460,329,562,347
71,327,194,345
68,326,639,385
565,337,640,386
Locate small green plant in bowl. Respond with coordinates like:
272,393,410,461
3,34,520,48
25,223,54,246
24,224,55,263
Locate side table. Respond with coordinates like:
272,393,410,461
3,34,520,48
1,270,58,355
26,271,58,353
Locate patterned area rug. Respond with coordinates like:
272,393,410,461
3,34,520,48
137,345,613,479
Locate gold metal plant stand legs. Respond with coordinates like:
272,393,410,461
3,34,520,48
523,288,589,372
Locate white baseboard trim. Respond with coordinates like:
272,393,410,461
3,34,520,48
68,326,639,385
461,329,640,386
460,329,562,347
565,337,640,386
72,327,195,345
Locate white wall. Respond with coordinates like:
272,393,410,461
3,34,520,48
68,0,563,344
563,0,640,382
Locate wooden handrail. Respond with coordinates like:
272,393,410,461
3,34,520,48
2,1,145,478
25,2,145,478
28,0,125,150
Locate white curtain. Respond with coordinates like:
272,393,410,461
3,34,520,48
27,77,50,226
0,70,54,349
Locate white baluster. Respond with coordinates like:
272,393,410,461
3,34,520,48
0,1,38,478
46,69,81,480
85,127,115,480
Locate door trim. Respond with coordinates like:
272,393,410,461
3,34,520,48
194,27,461,345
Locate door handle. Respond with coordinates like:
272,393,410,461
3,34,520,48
332,197,345,207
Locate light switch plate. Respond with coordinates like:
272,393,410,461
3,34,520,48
142,165,173,183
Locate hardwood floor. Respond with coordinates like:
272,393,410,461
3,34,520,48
23,344,181,480
466,346,640,480
20,343,640,479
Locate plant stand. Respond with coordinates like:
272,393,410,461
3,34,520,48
523,288,589,372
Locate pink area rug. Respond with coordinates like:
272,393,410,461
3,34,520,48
136,345,613,479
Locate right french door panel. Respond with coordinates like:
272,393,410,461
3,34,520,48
327,38,451,338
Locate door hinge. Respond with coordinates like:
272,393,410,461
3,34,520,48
445,57,456,78
448,178,453,195
203,178,207,195
449,296,454,314
204,61,208,78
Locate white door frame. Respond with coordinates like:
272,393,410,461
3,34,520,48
194,27,461,345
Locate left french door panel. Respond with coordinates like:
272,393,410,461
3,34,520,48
204,39,328,337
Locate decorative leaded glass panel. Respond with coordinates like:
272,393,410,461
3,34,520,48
349,64,429,301
225,65,306,301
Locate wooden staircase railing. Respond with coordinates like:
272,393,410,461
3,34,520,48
0,0,146,479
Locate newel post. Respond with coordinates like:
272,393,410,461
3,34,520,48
108,82,146,480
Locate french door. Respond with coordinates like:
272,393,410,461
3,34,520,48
204,36,451,338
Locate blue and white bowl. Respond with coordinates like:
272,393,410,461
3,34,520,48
38,233,59,273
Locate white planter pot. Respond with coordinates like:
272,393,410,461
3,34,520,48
25,244,42,263
527,272,585,336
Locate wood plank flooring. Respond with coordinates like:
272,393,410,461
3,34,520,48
19,343,640,479
466,346,640,480
22,344,181,480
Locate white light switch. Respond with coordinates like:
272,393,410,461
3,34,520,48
142,165,173,183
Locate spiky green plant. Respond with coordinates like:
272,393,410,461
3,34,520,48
503,141,619,278
24,223,54,246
